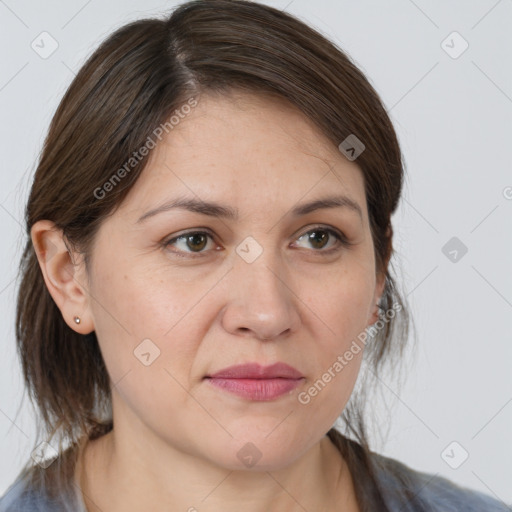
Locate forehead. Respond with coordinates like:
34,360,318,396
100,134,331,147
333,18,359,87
118,90,367,220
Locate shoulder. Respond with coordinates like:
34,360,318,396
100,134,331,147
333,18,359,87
0,473,55,512
370,451,510,511
0,450,85,512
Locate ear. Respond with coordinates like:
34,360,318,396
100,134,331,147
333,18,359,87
367,270,386,327
30,220,94,334
367,224,392,326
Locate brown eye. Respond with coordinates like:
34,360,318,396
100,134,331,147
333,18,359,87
185,233,208,252
294,227,348,253
164,231,215,256
307,229,329,249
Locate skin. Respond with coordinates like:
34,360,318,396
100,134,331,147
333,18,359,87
32,90,386,512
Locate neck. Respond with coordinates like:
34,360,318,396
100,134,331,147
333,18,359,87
76,424,359,512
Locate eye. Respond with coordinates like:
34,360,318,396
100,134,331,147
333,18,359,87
292,226,349,253
163,226,350,259
163,231,217,258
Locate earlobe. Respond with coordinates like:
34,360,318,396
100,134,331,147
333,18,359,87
30,220,94,334
368,303,380,327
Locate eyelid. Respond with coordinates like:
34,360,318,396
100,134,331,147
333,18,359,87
162,229,218,258
293,224,350,244
291,225,351,253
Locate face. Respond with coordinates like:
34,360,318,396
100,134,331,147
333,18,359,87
80,90,384,470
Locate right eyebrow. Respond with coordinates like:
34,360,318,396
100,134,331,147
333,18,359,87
136,197,238,224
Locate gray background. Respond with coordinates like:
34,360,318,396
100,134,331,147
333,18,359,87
1,0,511,504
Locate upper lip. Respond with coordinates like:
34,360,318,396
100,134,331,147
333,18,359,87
206,362,303,379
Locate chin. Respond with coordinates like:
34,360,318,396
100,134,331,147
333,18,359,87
200,429,310,472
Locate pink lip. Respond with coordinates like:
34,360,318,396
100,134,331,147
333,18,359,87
208,362,303,379
205,363,304,401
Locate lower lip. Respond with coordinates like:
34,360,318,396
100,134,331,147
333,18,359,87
205,377,303,401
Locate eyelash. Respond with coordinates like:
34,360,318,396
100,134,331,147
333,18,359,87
162,225,352,259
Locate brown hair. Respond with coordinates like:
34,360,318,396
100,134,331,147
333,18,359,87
15,0,412,508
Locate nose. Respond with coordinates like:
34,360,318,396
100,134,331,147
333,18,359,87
220,250,301,342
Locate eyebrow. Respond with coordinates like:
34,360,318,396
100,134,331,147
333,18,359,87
135,194,363,224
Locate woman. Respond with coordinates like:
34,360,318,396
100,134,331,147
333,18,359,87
0,0,508,510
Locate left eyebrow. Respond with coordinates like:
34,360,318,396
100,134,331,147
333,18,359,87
135,194,363,224
290,195,362,219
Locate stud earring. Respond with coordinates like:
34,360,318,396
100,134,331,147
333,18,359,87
74,316,81,324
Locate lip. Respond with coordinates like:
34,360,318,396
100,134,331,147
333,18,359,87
207,362,303,379
205,363,304,401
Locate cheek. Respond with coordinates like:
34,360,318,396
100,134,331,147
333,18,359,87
296,268,373,409
297,290,368,429
305,266,375,346
90,252,191,338
88,259,214,396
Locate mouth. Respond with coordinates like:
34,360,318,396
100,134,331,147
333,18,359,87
204,362,304,401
